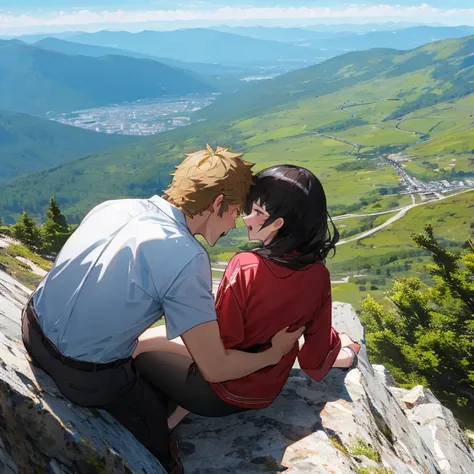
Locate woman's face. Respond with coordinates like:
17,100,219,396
242,199,283,245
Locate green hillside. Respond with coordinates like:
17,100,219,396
0,42,215,116
0,110,137,182
0,35,473,229
197,35,474,123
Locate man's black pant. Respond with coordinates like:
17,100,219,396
21,302,172,470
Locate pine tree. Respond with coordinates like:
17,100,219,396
46,197,68,230
360,224,474,414
41,197,70,256
11,211,42,250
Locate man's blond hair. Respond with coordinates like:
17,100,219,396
163,144,254,217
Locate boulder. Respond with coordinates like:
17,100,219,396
402,385,440,409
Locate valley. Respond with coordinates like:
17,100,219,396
0,31,473,312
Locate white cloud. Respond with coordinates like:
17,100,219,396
1,4,474,30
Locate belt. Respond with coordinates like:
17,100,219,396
24,301,130,373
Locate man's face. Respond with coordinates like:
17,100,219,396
206,203,240,247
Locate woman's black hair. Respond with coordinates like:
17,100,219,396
245,164,339,270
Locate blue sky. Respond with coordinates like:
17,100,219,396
2,2,474,35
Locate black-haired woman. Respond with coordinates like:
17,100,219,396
134,164,361,428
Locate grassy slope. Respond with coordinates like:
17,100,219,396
0,242,52,289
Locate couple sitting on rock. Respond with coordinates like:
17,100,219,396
21,145,361,473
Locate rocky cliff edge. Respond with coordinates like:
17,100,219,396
1,267,473,473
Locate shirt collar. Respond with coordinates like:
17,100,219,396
148,195,188,229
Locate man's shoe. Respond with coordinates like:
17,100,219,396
167,435,184,474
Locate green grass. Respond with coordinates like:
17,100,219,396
403,154,473,179
336,212,399,240
356,468,395,474
333,123,418,148
465,430,474,450
328,436,350,457
344,100,401,122
350,437,381,463
0,244,52,289
410,123,474,156
327,190,473,308
5,244,53,272
331,282,388,312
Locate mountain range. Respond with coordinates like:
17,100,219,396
0,42,214,116
32,37,254,78
213,25,474,51
196,35,474,123
1,34,473,223
67,29,323,65
11,25,474,62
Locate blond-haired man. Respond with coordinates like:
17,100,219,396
21,145,303,473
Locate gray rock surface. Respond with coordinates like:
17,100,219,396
176,303,474,474
0,267,166,473
403,389,474,473
1,266,473,473
0,332,166,474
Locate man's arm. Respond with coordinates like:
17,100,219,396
161,252,303,383
181,321,303,383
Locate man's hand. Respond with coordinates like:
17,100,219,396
181,321,305,383
269,326,306,364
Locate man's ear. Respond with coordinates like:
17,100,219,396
271,217,284,232
210,194,225,214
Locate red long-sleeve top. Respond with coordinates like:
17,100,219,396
209,251,341,409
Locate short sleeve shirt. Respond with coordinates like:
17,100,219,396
32,195,217,363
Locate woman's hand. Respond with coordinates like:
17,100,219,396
269,326,306,364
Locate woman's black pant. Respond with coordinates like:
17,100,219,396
134,352,245,418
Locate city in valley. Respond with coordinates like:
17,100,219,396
47,94,217,136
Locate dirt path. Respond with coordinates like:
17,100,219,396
314,131,363,154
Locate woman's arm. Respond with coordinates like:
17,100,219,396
298,280,341,381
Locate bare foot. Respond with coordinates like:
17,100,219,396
332,334,361,369
339,333,354,347
168,406,190,430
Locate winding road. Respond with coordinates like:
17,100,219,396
337,187,472,245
